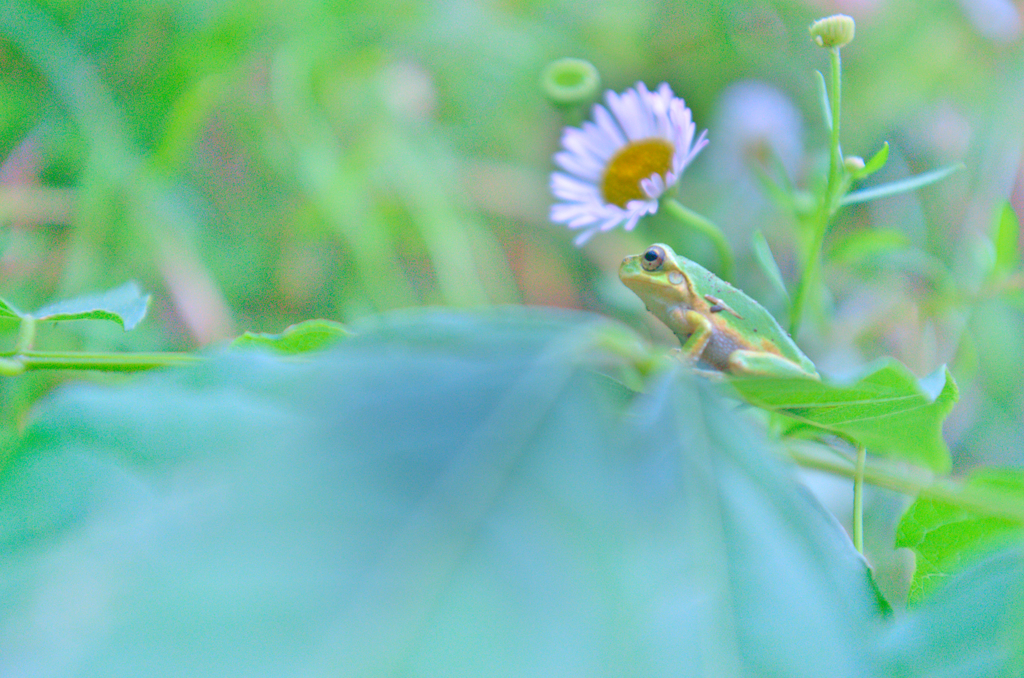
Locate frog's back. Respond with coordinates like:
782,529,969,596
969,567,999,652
686,259,813,368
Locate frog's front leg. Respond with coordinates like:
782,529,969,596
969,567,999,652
727,350,820,379
667,307,715,366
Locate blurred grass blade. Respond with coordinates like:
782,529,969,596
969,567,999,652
751,230,790,302
841,164,964,206
991,201,1021,278
815,70,832,131
32,281,150,330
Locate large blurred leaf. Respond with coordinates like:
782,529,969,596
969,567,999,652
0,308,885,677
896,469,1024,603
728,360,957,473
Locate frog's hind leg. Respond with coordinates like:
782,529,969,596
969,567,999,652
727,350,819,379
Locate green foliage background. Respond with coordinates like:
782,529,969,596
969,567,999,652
1,0,1024,673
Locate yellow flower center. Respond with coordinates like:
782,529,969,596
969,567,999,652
600,138,674,208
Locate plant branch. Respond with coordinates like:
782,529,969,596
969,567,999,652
0,351,201,372
786,443,1024,523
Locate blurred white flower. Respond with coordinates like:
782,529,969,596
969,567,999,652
957,0,1021,41
711,81,803,185
549,82,707,245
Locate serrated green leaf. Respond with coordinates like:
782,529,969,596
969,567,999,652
896,469,1024,603
991,201,1021,278
815,69,832,131
232,318,349,354
849,142,889,181
728,359,958,473
31,281,150,330
0,308,884,677
841,164,964,206
751,230,790,302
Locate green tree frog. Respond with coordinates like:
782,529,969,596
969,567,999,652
619,244,819,379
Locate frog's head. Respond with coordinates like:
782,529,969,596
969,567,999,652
618,243,692,306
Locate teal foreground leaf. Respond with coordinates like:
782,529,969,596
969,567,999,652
881,544,1024,675
728,359,958,473
232,318,349,354
1,309,1020,676
31,281,150,330
896,469,1024,603
0,309,880,677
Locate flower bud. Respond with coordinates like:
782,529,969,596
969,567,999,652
541,58,601,108
843,156,865,172
809,14,855,49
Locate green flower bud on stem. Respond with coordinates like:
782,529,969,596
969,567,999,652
809,14,855,49
541,58,601,108
843,156,865,172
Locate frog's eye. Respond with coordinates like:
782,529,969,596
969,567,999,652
641,246,666,271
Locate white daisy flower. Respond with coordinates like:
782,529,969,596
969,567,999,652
549,82,708,246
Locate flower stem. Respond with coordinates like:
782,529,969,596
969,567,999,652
853,444,866,553
15,316,36,353
662,198,735,279
790,47,844,337
826,47,843,210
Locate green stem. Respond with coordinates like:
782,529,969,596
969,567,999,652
789,211,827,337
852,444,866,553
790,47,844,337
825,48,842,211
662,198,735,279
0,351,201,372
787,443,1024,523
15,316,37,353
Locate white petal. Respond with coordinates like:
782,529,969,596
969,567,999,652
554,151,602,181
592,104,626,149
550,173,601,201
634,83,659,138
551,202,598,224
567,213,600,228
608,86,646,140
597,212,627,232
561,128,609,167
621,211,643,232
573,226,601,246
625,197,658,217
641,173,666,198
